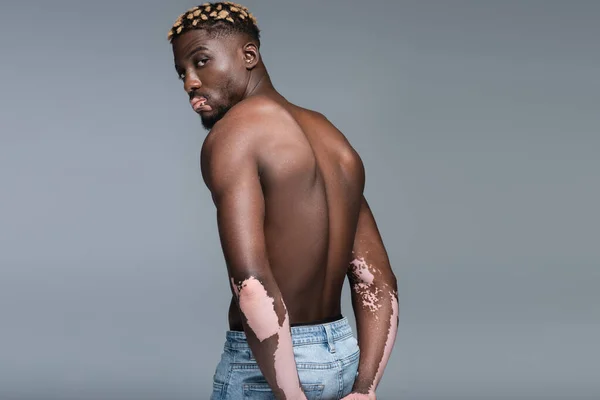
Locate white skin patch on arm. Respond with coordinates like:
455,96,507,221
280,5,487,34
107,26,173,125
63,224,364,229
236,276,280,341
341,394,374,400
273,306,305,399
359,286,383,312
369,290,399,393
350,257,383,312
232,277,306,399
350,257,375,285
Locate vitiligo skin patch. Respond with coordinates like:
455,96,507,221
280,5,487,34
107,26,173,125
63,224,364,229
370,290,399,393
236,277,280,341
349,257,383,313
349,254,399,396
231,276,306,399
342,394,373,400
273,310,303,398
350,257,375,284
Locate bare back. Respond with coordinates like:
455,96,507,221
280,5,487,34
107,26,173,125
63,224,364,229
227,96,365,330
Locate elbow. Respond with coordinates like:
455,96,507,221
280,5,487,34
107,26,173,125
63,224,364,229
378,271,398,302
389,273,398,292
231,275,267,299
231,275,283,310
378,268,397,292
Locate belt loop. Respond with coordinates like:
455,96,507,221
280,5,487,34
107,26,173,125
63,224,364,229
324,324,336,353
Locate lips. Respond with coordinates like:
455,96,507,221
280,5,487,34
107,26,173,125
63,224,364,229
190,96,212,112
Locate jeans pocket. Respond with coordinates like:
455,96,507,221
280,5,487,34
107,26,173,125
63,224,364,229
242,383,325,400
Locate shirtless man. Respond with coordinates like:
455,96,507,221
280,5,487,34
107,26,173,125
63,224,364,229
168,3,399,399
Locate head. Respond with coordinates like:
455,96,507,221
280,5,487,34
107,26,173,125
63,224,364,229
169,2,262,129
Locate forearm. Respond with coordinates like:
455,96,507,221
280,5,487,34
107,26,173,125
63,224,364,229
231,275,306,400
348,197,399,396
349,252,399,395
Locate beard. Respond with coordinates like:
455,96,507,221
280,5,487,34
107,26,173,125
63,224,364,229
199,78,240,130
200,103,232,130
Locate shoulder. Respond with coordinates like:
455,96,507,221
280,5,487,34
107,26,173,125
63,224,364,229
199,96,282,191
203,96,282,150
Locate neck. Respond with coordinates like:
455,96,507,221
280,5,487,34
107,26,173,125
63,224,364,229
243,65,280,100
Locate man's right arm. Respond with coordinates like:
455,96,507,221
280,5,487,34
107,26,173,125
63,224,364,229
345,196,399,399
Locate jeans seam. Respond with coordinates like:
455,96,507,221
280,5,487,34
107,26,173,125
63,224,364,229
231,362,338,370
337,358,344,398
222,364,233,400
225,332,353,349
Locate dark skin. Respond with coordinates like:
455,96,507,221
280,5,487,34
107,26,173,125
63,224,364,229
172,28,398,400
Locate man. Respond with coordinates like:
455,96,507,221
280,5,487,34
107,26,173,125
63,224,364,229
168,3,399,399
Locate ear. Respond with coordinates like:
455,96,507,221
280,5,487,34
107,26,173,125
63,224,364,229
242,42,260,70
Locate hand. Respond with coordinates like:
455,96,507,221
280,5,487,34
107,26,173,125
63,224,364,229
293,393,308,400
288,388,308,400
341,392,376,400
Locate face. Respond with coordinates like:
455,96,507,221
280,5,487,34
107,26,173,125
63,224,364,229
172,30,254,130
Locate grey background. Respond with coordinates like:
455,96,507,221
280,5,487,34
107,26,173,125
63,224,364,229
1,0,598,399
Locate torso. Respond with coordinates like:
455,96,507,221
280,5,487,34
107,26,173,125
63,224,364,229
208,95,365,331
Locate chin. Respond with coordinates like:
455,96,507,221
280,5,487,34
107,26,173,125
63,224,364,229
201,104,232,130
200,115,216,130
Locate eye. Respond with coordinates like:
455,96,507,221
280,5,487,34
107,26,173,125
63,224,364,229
196,58,209,67
177,72,186,81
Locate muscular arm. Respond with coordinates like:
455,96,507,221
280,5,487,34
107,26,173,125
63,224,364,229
202,122,306,400
347,196,399,398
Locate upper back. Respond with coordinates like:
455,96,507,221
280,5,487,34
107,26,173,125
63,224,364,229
234,95,365,321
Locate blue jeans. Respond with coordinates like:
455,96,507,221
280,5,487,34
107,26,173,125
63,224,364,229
210,316,360,400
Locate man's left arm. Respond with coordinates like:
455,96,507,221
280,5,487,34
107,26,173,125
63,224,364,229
201,123,306,400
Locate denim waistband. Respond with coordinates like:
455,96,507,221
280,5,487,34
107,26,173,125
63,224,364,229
224,316,353,349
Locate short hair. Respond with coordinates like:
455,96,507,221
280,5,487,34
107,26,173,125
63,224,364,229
167,2,260,46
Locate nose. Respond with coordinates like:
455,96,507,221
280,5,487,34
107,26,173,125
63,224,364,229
184,71,201,95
